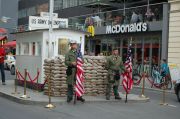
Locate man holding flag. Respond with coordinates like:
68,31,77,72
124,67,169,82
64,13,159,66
106,48,124,100
65,40,85,103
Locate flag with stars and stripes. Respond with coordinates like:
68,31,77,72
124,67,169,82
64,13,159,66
122,44,133,94
75,44,85,97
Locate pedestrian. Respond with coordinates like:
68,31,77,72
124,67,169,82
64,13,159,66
0,44,6,85
65,40,85,103
105,48,124,100
160,59,169,77
131,11,139,23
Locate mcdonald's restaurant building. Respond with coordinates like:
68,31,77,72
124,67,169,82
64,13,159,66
86,3,169,70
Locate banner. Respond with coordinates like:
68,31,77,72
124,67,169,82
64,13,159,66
29,16,68,30
169,63,180,82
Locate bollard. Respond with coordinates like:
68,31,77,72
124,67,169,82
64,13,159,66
139,72,149,99
11,69,20,95
45,63,55,108
160,77,168,106
20,69,30,99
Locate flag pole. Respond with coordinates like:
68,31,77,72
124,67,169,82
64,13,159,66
74,91,77,104
125,93,128,103
125,72,128,103
123,0,126,16
74,53,77,105
125,38,132,103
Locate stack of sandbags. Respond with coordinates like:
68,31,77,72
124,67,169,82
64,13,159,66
43,55,108,97
44,56,67,97
43,58,53,95
83,56,108,96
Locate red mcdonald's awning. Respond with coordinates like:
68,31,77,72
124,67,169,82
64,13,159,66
3,40,16,48
0,28,7,33
0,36,7,41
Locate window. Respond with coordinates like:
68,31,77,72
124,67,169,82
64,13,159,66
46,41,49,57
38,42,42,56
63,0,78,8
32,42,36,56
16,43,21,55
79,0,96,5
27,7,37,16
37,3,48,14
18,9,27,18
54,0,63,11
22,43,29,55
58,38,69,55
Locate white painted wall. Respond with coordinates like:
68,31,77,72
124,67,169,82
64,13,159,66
16,31,44,83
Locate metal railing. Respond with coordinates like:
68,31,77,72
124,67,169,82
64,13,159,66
12,3,164,33
68,3,163,31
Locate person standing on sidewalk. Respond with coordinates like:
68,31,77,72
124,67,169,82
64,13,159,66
160,59,169,77
106,48,124,100
65,40,85,103
0,44,6,85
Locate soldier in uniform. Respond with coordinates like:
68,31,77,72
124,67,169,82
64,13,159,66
65,40,85,103
106,48,124,100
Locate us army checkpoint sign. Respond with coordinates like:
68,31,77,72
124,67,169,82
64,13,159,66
28,16,68,30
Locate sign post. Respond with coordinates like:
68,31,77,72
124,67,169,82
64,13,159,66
45,0,56,109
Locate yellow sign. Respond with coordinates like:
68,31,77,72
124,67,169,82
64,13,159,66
87,25,95,37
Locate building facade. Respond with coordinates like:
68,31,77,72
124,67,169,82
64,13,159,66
0,0,18,41
17,0,169,73
168,0,180,66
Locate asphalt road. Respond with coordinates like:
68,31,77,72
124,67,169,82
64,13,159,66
0,70,179,119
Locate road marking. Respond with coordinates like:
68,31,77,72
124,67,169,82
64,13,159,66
167,104,177,108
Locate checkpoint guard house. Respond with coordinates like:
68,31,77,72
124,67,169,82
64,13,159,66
14,13,87,89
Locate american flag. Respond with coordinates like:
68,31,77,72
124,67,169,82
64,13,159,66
75,45,85,97
122,44,133,94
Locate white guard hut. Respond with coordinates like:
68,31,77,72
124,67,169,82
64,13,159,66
15,28,87,84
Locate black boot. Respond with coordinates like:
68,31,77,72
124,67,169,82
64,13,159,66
67,97,73,103
77,96,85,102
115,96,122,100
67,85,73,103
106,84,111,100
106,96,110,100
113,86,122,100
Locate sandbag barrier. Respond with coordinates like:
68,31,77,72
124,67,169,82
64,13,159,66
43,56,108,97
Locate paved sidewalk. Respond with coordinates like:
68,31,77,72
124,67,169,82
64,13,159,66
0,80,149,106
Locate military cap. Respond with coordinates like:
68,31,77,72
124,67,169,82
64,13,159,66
69,40,77,44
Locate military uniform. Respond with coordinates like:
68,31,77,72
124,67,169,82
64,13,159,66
106,55,124,100
65,49,77,102
65,40,85,103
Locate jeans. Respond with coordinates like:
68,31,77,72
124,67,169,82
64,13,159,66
0,63,5,82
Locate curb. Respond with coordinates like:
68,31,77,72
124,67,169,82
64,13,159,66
0,91,49,106
0,91,149,106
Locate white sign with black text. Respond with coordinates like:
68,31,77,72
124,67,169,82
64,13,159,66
40,12,58,18
106,22,148,34
29,16,68,30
